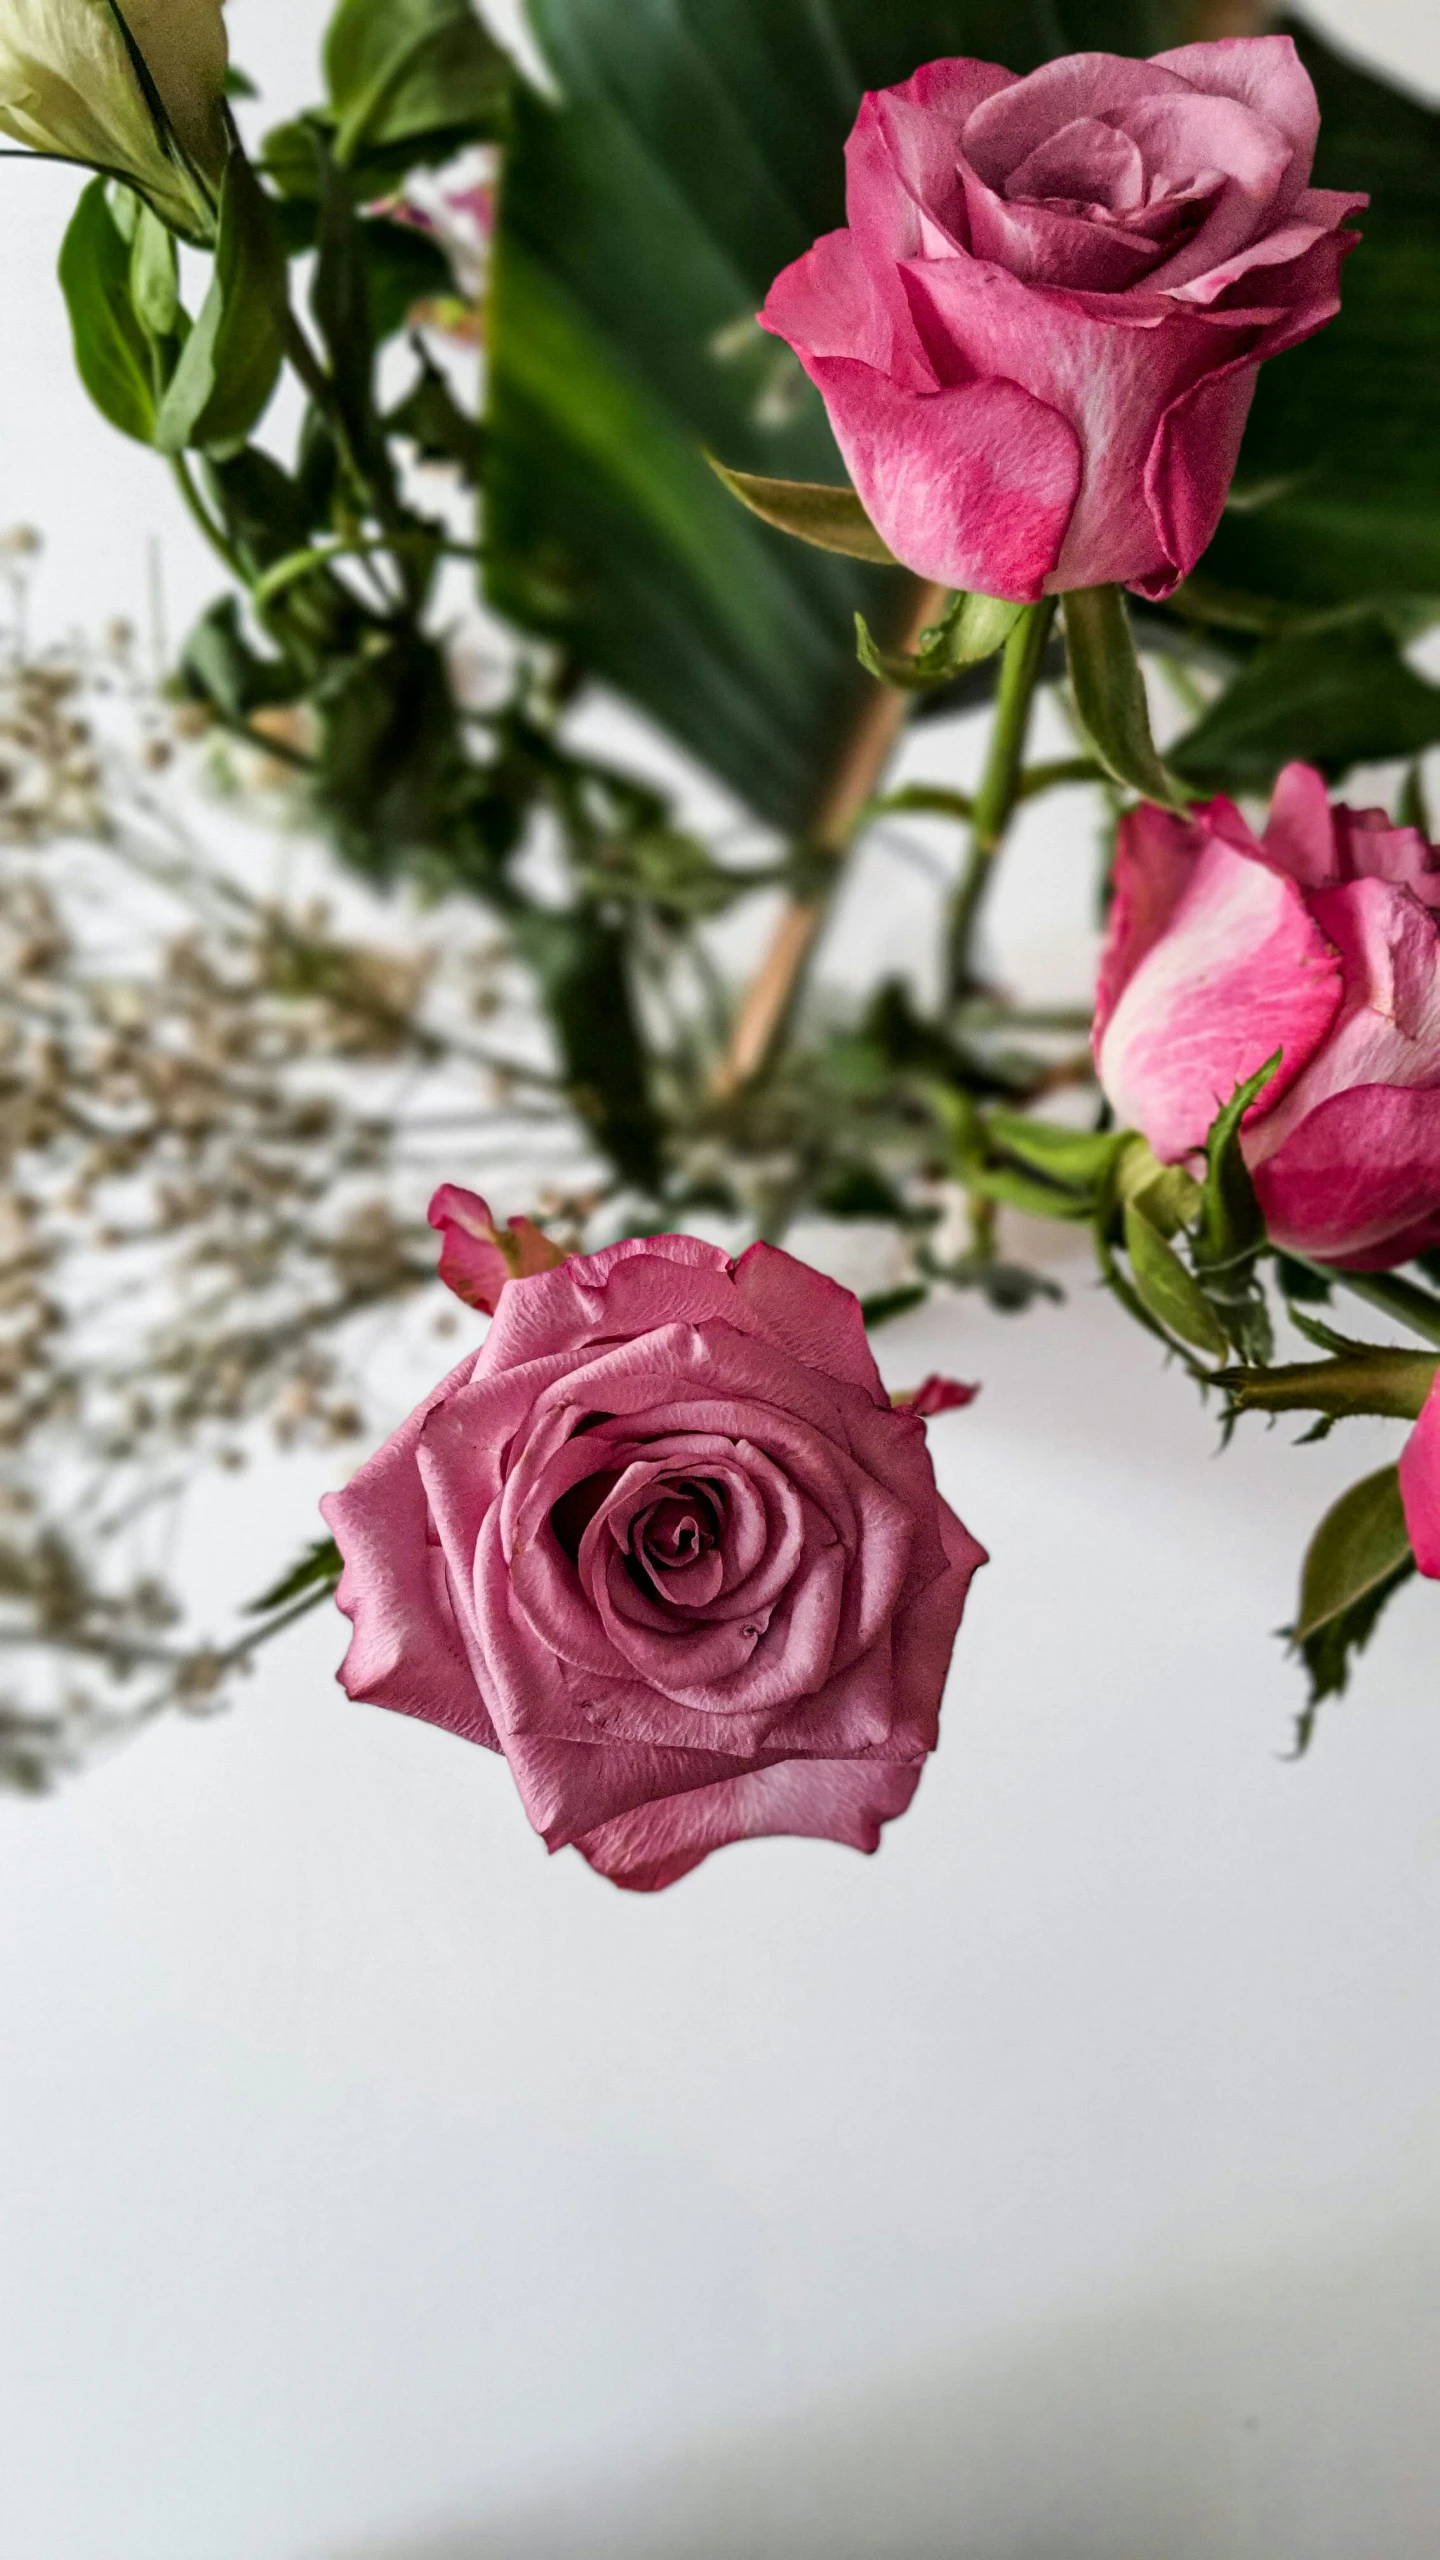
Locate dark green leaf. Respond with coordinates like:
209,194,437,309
363,215,455,346
156,152,288,455
1172,617,1440,792
247,1535,343,1614
1063,585,1189,808
181,595,304,721
59,179,158,445
315,630,461,874
486,0,1177,829
1198,19,1440,613
325,0,510,165
1288,1465,1417,1720
511,908,663,1192
1123,1202,1228,1357
387,348,485,477
861,1284,928,1330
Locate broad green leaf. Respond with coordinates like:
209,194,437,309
156,152,288,454
1171,617,1440,792
708,462,897,564
58,178,158,444
1289,1465,1416,1719
1123,1202,1228,1357
1196,18,1440,614
325,0,510,165
1063,585,1189,809
486,0,1186,831
856,589,1023,690
985,1112,1122,1198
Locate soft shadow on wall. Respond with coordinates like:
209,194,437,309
327,2213,1440,2560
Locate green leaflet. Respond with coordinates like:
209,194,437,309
1289,1465,1417,1722
325,0,510,164
59,179,160,445
156,151,288,455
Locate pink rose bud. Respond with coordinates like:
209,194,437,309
428,1185,567,1315
1399,1373,1440,1580
761,37,1363,600
893,1376,981,1416
1094,765,1440,1270
322,1237,986,1890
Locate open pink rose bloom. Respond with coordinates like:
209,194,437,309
323,1233,986,1890
1095,763,1440,1270
762,36,1363,600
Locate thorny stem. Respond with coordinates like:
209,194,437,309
945,597,1058,1002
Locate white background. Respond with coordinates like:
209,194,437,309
2,7,1439,2557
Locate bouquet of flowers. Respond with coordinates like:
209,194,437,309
3,0,1438,1882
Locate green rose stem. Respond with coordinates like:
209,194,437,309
944,595,1058,1002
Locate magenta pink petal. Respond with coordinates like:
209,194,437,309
571,1758,927,1892
1096,834,1344,1161
1399,1378,1440,1580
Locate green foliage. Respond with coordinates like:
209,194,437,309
1172,617,1440,791
1062,585,1189,809
1123,1201,1227,1357
1288,1467,1417,1736
156,150,288,454
1197,18,1440,616
325,0,511,167
59,180,165,444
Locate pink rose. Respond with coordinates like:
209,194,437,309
321,1234,985,1890
1094,764,1440,1269
1399,1375,1440,1580
761,37,1362,601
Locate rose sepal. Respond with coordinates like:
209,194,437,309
1063,585,1191,813
855,590,1024,691
705,458,898,564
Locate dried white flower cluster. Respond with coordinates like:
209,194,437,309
0,547,584,1788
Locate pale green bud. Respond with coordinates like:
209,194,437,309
0,0,229,238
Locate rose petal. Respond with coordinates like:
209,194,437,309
1399,1377,1440,1580
1254,1082,1440,1267
571,1757,928,1892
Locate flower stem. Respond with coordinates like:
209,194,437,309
945,596,1057,1002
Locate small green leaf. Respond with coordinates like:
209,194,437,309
1063,584,1189,810
247,1535,343,1613
706,459,898,565
59,179,158,444
1123,1202,1228,1358
985,1112,1122,1199
1194,1055,1280,1277
156,152,288,455
387,349,485,477
129,201,180,341
860,1284,928,1331
856,589,1023,689
1288,1466,1417,1722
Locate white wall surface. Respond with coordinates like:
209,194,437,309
2,8,1439,2560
